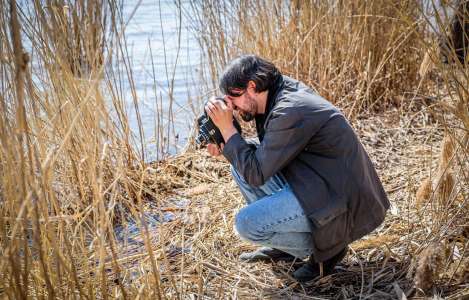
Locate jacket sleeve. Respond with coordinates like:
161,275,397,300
222,106,326,186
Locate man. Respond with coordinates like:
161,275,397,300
205,55,389,282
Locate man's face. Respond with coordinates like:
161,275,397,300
225,88,257,122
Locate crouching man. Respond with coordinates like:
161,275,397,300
205,55,390,282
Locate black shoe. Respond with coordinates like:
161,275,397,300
239,247,296,262
292,247,347,283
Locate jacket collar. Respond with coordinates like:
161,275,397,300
264,74,284,117
255,74,284,141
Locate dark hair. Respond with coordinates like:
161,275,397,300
219,55,281,96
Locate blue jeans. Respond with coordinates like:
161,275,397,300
231,166,315,259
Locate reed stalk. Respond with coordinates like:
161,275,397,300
0,0,467,298
191,0,426,118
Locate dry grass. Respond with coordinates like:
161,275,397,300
0,0,468,299
81,106,466,299
190,0,425,118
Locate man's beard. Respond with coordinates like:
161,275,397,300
239,94,256,122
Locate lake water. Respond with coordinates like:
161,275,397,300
21,0,451,162
121,0,208,161
122,0,450,161
19,0,203,161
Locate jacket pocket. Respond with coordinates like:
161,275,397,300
308,199,347,228
308,200,348,252
311,212,348,252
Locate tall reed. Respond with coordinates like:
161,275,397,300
0,0,468,298
411,1,468,294
191,0,425,117
0,0,153,297
0,0,197,295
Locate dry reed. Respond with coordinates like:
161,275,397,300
190,0,426,118
0,0,468,299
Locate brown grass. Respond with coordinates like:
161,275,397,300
0,0,468,299
414,242,445,293
191,0,425,118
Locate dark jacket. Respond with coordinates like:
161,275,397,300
223,75,390,262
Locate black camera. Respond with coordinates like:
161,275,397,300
196,97,242,147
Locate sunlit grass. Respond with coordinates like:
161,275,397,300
0,0,467,298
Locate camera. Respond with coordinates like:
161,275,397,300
196,97,242,147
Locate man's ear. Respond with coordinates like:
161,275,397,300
247,80,257,92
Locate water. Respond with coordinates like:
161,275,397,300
120,0,450,162
121,0,208,161
21,0,453,162
19,0,207,161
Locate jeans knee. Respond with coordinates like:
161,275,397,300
234,212,253,241
234,208,268,242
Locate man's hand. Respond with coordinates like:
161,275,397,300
205,97,233,131
205,97,237,143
